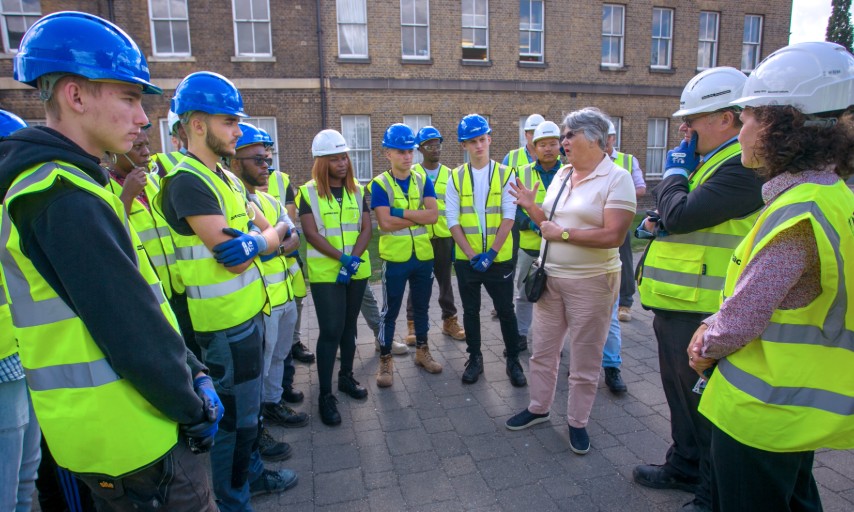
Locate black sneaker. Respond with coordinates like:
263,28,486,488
281,387,304,404
461,354,484,384
338,371,368,399
262,402,308,428
291,342,315,363
632,464,700,493
258,428,292,461
506,357,527,387
604,367,627,393
569,426,590,455
319,393,341,426
505,409,550,430
249,469,298,497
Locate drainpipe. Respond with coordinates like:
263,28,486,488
106,0,115,22
315,0,327,129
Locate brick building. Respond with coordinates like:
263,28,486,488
0,0,791,188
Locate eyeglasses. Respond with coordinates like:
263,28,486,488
420,143,442,151
234,156,273,167
680,109,732,128
559,131,576,142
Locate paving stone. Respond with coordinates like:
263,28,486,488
441,454,479,477
313,442,360,474
399,469,456,505
313,467,367,505
450,472,499,509
386,427,431,456
495,482,560,511
447,406,497,436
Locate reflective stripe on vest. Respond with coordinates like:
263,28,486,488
507,147,533,171
613,152,633,174
286,257,306,298
301,181,371,283
374,171,434,262
516,163,546,251
255,191,294,307
0,275,14,360
153,151,182,175
0,161,179,476
268,171,291,209
412,163,452,238
451,162,514,262
638,143,760,314
699,180,854,452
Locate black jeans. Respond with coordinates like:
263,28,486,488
454,260,520,358
310,279,367,394
652,309,712,508
618,231,635,307
407,237,457,320
711,424,821,512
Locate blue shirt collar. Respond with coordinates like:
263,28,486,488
702,136,739,162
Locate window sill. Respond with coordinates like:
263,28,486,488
0,52,15,60
401,57,433,65
147,56,196,62
231,56,276,63
338,57,371,64
600,64,628,72
461,59,492,67
518,61,547,69
649,66,675,74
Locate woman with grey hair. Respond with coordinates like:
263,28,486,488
507,107,636,454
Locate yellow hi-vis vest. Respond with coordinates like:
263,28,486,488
300,180,371,283
516,162,547,251
156,158,269,332
613,152,633,174
373,171,434,262
411,163,452,238
253,190,294,307
451,163,514,262
106,174,183,299
151,151,183,175
637,143,760,314
0,267,14,360
0,161,179,476
700,179,854,452
267,170,291,209
506,146,533,171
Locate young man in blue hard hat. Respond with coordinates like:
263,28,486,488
0,12,220,510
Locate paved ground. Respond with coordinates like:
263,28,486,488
254,277,854,512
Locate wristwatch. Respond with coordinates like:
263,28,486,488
561,228,570,241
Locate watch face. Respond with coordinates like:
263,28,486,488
561,230,569,240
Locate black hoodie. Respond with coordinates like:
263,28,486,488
0,126,205,426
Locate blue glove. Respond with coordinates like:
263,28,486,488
531,222,542,236
286,249,300,258
213,228,266,267
181,375,224,454
470,249,498,272
390,207,405,218
259,252,278,262
339,254,362,275
664,132,700,177
336,266,351,285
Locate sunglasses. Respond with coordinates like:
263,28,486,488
420,142,442,151
234,156,273,167
559,131,576,142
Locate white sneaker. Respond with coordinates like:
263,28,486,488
375,338,409,355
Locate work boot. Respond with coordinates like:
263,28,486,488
404,320,416,346
281,386,304,404
374,338,409,355
249,469,298,497
376,354,394,387
414,345,442,373
338,371,368,399
604,367,627,393
291,341,315,363
262,401,308,428
442,316,466,341
506,356,527,387
258,428,292,461
618,306,632,322
633,464,699,493
318,393,341,426
461,354,484,384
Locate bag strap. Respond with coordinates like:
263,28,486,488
539,168,573,265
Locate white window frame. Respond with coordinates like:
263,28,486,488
611,117,622,152
519,0,544,63
741,15,763,72
697,11,719,70
461,0,489,61
601,4,624,68
403,114,431,164
232,0,273,57
650,7,673,69
341,115,372,182
400,0,429,59
518,116,527,147
337,0,369,59
1,0,41,53
148,0,192,57
646,118,668,178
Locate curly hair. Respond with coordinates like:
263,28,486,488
751,105,854,179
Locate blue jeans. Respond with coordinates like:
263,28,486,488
379,256,433,352
196,314,265,512
602,301,623,368
0,378,40,512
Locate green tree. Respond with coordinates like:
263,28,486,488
826,0,853,52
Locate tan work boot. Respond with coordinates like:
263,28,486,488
376,354,394,387
374,338,409,355
618,306,632,322
404,320,416,346
414,345,443,374
442,316,466,341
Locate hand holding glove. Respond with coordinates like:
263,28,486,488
339,254,363,275
336,266,352,285
213,228,267,267
181,375,224,454
665,132,700,176
470,249,498,273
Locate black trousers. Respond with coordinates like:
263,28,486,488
711,424,822,512
652,309,712,507
454,260,519,358
310,279,367,395
618,231,635,307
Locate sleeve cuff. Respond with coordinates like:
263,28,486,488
662,168,689,179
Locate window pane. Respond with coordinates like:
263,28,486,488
414,0,428,24
170,0,188,18
172,21,190,54
415,26,428,56
21,0,38,11
236,22,253,54
530,32,541,54
401,0,414,24
474,28,486,46
233,0,250,19
5,16,27,50
402,26,414,56
252,0,269,19
531,1,543,29
1,0,23,11
150,0,169,18
474,0,486,17
254,22,271,53
153,20,173,53
520,0,529,27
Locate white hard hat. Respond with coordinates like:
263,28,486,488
731,41,854,115
312,129,350,157
167,110,180,134
532,121,561,143
523,113,546,131
607,120,616,135
673,67,748,117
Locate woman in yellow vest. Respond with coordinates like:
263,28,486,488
299,129,372,426
687,42,854,512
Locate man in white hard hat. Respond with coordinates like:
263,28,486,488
633,67,765,512
150,110,187,178
503,113,544,170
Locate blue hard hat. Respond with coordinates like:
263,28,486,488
0,110,28,137
457,114,491,142
236,122,266,150
382,123,417,150
257,127,274,147
416,126,443,145
14,11,161,95
171,72,247,117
